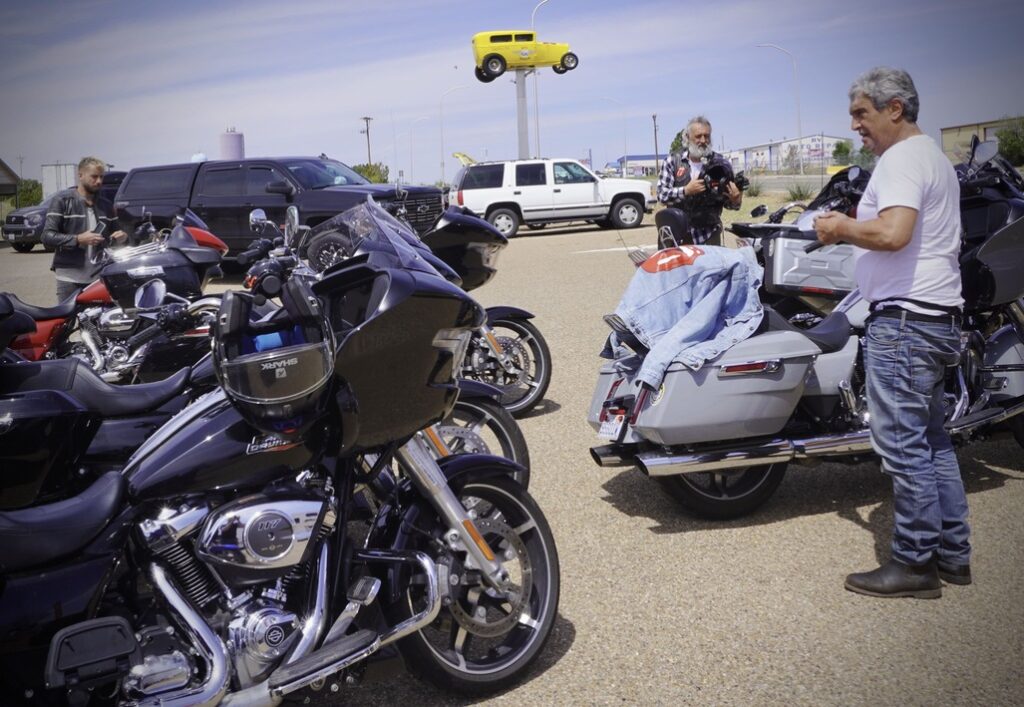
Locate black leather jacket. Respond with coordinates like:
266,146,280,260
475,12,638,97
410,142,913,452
41,188,120,273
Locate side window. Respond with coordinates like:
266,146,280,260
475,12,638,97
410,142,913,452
553,162,593,184
514,33,534,42
490,34,513,43
247,166,288,195
120,168,193,199
462,164,505,190
516,164,547,187
198,168,245,197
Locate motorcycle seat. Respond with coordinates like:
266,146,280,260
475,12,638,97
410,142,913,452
0,472,125,572
6,291,80,320
757,307,851,354
0,359,190,416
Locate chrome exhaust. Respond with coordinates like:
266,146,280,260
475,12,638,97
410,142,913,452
590,443,638,467
636,430,873,477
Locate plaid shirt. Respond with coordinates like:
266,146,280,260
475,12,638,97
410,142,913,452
657,149,738,245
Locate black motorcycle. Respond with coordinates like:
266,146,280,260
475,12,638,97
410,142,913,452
306,202,553,417
0,198,560,704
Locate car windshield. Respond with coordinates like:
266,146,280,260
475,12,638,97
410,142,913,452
281,159,370,189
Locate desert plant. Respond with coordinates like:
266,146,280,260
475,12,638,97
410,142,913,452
786,182,815,201
745,179,763,197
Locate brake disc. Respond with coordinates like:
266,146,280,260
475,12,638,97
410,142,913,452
495,335,532,385
448,517,532,638
434,424,491,455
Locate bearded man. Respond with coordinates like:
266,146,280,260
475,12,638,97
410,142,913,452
656,116,742,246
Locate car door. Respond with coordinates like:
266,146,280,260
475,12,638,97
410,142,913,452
514,163,554,221
551,161,602,218
191,164,246,248
511,32,537,68
245,163,294,231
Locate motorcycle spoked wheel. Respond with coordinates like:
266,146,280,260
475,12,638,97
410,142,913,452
438,399,531,487
468,319,552,418
385,475,559,695
654,463,788,519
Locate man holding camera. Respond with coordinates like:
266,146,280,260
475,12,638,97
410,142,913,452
657,116,743,247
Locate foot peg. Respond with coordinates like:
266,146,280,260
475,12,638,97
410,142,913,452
322,576,381,646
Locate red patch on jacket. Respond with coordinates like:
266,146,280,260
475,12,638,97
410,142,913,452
641,246,704,272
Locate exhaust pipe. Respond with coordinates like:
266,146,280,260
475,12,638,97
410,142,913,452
636,430,873,477
590,443,638,467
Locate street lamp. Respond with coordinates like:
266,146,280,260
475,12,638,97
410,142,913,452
602,96,627,177
439,85,468,185
359,116,373,164
757,43,804,175
410,115,430,184
531,0,551,158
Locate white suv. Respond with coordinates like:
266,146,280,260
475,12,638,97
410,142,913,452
451,158,657,237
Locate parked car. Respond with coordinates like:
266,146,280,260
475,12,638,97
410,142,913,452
472,30,578,82
113,156,444,255
451,158,656,237
3,171,125,253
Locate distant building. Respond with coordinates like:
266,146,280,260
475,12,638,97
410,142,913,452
607,154,661,178
726,135,848,172
941,118,1016,161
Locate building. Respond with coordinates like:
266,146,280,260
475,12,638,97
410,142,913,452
726,135,848,173
941,118,1016,162
605,154,661,178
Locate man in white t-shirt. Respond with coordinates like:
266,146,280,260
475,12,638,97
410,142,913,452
814,67,970,599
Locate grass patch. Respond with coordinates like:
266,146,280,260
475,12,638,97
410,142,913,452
744,179,763,197
786,182,815,201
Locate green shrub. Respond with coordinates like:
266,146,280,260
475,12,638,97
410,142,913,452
786,182,815,201
745,179,763,197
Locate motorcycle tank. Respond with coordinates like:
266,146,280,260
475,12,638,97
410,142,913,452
102,249,202,309
316,265,484,450
126,392,322,502
961,214,1024,312
421,208,508,292
0,390,100,510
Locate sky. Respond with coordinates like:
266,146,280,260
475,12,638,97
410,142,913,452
2,0,1023,186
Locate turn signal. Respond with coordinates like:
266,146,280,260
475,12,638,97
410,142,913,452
462,519,496,562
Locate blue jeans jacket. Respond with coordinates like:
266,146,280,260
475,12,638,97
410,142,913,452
609,245,764,388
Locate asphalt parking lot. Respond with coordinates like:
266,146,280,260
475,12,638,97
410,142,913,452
2,225,1022,705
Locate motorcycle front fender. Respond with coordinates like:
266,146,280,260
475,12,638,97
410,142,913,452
486,305,534,324
455,377,504,401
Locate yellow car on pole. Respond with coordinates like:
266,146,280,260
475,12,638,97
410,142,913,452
471,30,579,82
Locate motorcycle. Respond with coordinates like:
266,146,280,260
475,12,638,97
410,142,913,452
586,140,1024,519
0,197,560,704
306,201,553,417
4,211,229,382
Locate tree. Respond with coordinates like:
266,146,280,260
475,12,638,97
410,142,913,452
351,162,390,184
995,116,1024,166
16,178,43,207
852,145,876,170
832,140,853,166
669,130,685,155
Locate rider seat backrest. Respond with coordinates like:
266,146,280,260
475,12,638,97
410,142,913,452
655,208,691,247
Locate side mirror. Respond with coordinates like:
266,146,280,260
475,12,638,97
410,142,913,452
847,166,861,182
266,181,296,197
249,209,268,232
284,205,300,245
134,279,167,310
750,204,768,218
971,140,999,169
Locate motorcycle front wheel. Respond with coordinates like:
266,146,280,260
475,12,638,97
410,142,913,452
438,398,531,487
654,462,787,519
386,475,560,695
468,319,552,418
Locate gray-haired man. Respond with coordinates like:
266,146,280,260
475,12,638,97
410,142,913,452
815,67,970,598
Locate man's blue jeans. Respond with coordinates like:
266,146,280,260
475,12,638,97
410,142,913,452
864,311,971,567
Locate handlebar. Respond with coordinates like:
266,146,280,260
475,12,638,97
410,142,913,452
126,322,167,349
962,175,999,190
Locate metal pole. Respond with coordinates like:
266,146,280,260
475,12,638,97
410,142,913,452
757,43,804,175
516,70,530,159
360,116,373,164
652,114,659,175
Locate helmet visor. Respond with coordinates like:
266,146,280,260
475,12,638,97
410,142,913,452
219,341,333,404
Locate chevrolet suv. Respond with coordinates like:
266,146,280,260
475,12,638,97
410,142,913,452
451,158,656,237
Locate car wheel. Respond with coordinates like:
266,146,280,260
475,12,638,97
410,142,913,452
560,52,579,70
552,65,567,75
483,54,507,78
475,66,496,83
610,198,643,229
11,242,35,253
487,208,520,238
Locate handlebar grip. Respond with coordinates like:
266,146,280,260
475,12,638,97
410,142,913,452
127,322,167,349
963,176,998,190
236,248,263,267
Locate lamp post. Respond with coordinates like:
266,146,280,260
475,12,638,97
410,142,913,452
359,116,373,165
440,85,468,185
757,43,803,175
409,116,430,185
602,96,627,177
531,0,551,158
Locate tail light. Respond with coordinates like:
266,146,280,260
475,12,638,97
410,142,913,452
456,190,464,207
599,379,625,423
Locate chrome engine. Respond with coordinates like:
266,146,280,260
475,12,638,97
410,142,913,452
228,599,300,686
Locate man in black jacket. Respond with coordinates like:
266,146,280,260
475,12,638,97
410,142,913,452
657,116,742,246
41,157,127,302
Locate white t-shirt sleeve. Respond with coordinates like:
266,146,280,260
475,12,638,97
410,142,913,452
874,146,925,214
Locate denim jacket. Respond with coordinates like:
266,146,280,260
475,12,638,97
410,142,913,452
608,244,764,388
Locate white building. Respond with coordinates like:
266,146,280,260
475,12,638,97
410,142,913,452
725,135,848,172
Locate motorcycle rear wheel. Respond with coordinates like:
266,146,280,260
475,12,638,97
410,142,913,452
386,476,559,695
439,398,531,487
655,463,787,519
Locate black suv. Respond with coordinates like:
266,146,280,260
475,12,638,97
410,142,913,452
3,171,126,253
113,157,445,255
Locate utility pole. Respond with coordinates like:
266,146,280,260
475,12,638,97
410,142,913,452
652,115,659,175
359,116,373,164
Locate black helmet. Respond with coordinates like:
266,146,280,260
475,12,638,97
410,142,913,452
212,279,334,438
702,154,736,194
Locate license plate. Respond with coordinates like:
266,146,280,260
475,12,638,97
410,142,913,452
599,414,626,440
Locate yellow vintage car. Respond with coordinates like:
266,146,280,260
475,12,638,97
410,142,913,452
471,30,578,82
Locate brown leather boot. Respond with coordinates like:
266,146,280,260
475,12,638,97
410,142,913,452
844,559,942,599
